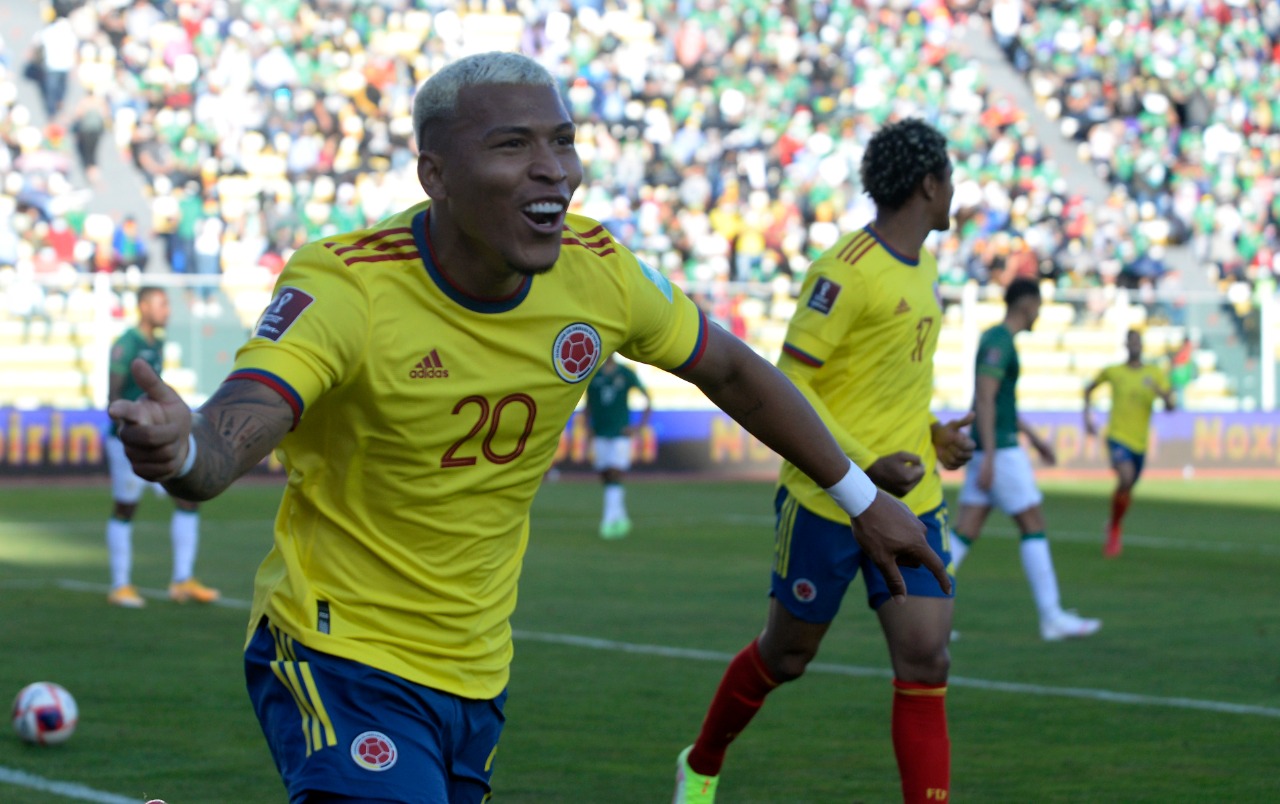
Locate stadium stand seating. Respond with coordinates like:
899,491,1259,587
0,0,1268,413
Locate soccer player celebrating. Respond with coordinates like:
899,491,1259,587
674,119,974,804
1083,328,1175,557
108,52,946,803
103,286,218,608
584,353,651,539
950,278,1102,641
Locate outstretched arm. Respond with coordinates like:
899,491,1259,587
107,359,294,501
673,324,950,600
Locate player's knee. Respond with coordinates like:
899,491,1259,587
769,644,820,682
897,646,950,685
112,502,138,520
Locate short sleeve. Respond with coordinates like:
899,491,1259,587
976,329,1010,380
108,335,134,376
230,242,370,422
779,259,867,368
616,254,708,372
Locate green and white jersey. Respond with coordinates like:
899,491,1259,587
108,327,164,437
586,363,645,438
972,324,1021,449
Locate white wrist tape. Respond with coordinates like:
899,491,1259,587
824,459,878,517
175,433,198,479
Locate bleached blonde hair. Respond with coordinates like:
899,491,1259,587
413,52,558,151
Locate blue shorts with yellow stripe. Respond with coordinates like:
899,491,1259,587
1106,438,1146,480
245,619,505,804
771,487,955,620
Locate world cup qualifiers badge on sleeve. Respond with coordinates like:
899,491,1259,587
807,277,841,315
255,287,315,342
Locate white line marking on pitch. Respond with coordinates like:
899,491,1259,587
513,630,1280,719
5,515,1280,555
9,579,1277,721
0,766,140,804
716,515,1280,556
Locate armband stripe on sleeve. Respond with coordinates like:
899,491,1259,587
672,310,709,373
227,369,304,429
782,343,824,367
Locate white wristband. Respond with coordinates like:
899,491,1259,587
824,459,878,518
175,433,198,479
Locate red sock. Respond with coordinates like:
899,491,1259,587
1110,490,1132,532
892,679,950,804
688,638,778,776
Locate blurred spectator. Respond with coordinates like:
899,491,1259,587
70,88,109,184
1119,245,1167,290
26,9,77,119
111,214,148,272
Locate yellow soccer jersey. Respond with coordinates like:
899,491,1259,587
777,227,943,520
231,203,708,699
1093,363,1170,453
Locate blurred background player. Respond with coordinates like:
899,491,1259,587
584,353,651,539
950,278,1100,641
104,286,218,608
1083,329,1175,557
674,119,974,804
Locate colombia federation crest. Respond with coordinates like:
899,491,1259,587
552,323,602,383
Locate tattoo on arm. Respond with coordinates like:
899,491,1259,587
162,380,294,501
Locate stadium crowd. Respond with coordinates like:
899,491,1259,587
993,0,1280,337
0,0,1273,337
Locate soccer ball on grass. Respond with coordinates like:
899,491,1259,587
12,682,78,745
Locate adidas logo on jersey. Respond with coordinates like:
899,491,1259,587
410,350,449,379
894,297,912,315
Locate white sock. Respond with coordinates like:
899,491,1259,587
171,510,200,583
106,518,132,589
950,533,970,570
604,484,626,522
1020,535,1062,621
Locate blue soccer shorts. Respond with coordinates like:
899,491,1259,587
1107,438,1147,481
770,487,955,620
245,619,506,804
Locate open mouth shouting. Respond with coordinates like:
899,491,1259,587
521,199,567,234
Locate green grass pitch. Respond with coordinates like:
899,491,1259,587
1,476,1278,803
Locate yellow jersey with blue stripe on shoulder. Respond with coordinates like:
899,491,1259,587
777,226,943,520
231,203,707,699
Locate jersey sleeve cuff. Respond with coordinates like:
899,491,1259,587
781,343,825,367
226,369,304,429
671,309,709,372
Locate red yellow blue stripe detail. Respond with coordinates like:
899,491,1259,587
227,368,304,428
